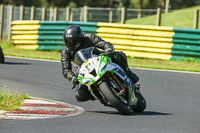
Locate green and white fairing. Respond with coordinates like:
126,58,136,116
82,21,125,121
77,55,114,85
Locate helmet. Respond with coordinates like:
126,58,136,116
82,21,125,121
63,25,82,51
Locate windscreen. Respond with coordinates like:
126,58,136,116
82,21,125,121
74,47,95,66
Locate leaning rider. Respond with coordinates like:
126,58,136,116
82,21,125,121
61,25,139,102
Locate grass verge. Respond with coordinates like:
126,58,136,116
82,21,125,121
0,89,29,111
1,41,200,72
126,5,200,28
1,41,60,60
128,57,200,72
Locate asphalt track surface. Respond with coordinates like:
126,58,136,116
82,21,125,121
0,57,200,133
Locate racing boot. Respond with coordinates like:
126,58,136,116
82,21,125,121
125,67,141,93
126,67,139,83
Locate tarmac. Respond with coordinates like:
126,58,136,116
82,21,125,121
0,97,84,120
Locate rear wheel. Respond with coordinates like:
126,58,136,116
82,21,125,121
99,81,133,115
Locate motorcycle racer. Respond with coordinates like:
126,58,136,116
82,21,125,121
61,25,139,102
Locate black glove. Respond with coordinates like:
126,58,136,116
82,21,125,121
105,48,114,55
105,48,114,54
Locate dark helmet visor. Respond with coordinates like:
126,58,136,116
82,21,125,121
65,39,75,50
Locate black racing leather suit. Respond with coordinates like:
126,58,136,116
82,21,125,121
61,33,139,102
62,33,114,81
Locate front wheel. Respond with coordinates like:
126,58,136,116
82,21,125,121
99,81,133,115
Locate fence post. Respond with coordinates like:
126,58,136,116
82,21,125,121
138,9,141,18
0,4,4,40
8,5,13,41
66,7,71,21
80,7,83,22
121,7,126,24
54,7,58,21
83,6,88,22
109,8,113,23
41,7,46,21
156,8,162,26
193,9,199,29
30,6,35,20
49,7,53,21
19,5,24,20
70,11,73,21
165,0,170,13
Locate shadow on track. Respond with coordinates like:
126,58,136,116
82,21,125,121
3,62,30,65
87,111,172,116
135,111,172,116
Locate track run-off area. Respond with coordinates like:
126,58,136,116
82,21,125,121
0,57,200,133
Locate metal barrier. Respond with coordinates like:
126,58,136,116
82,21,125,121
11,20,200,61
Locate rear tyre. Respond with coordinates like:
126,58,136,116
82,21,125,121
0,45,5,64
132,92,146,112
99,81,133,115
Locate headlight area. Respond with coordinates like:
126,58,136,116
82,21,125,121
78,78,95,85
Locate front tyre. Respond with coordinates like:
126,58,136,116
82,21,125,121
99,81,133,115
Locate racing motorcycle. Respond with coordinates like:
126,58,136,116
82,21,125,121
73,47,146,115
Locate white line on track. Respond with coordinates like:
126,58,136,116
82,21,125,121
6,56,200,75
133,67,200,75
6,56,60,62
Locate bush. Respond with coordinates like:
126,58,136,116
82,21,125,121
0,45,5,63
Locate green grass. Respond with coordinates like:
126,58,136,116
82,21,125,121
1,41,60,61
1,41,200,72
0,89,29,111
128,57,200,72
126,5,200,28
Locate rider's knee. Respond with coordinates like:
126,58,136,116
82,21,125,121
75,85,92,102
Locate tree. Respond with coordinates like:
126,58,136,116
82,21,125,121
170,0,196,9
121,0,130,7
46,0,70,7
0,0,199,9
71,0,110,7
